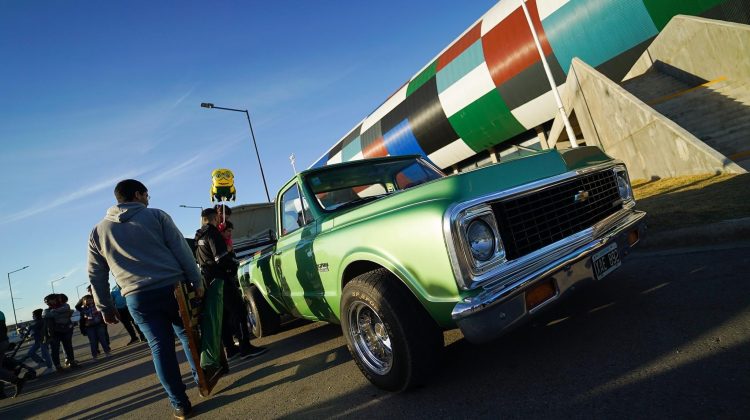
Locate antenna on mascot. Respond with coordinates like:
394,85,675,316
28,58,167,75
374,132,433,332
290,153,297,175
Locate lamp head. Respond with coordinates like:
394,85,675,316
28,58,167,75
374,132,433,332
200,103,214,109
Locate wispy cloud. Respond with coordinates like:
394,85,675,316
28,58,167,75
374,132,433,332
0,133,244,225
146,134,244,186
170,86,196,111
0,170,148,225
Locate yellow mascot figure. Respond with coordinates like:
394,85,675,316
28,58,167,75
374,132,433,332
211,168,236,202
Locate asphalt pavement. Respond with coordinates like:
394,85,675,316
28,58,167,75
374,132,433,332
1,239,749,419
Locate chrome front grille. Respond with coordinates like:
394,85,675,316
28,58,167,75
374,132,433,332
491,169,622,260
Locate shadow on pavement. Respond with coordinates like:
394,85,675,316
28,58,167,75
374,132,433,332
277,246,750,419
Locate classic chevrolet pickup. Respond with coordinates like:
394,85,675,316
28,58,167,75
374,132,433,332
238,146,645,391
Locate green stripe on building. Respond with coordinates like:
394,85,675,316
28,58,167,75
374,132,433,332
407,61,437,97
642,0,725,30
447,90,525,153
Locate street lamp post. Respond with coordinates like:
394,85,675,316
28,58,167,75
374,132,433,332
7,265,29,328
51,276,65,294
200,102,271,202
76,282,89,300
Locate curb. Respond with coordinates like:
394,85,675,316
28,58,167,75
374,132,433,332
639,217,750,250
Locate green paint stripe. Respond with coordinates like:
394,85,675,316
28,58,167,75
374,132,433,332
642,0,725,30
407,61,437,97
447,90,525,153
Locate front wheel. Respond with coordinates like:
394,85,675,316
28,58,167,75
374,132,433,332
341,269,443,392
246,285,281,338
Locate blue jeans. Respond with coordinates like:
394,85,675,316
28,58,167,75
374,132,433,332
24,338,53,368
126,285,198,408
86,323,111,356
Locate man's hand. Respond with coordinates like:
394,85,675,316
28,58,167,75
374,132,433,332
102,309,120,325
194,285,205,299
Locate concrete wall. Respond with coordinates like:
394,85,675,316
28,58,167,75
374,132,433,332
551,58,745,180
625,15,750,82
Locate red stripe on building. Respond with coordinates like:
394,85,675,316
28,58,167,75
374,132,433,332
482,0,551,88
436,22,482,72
362,136,388,158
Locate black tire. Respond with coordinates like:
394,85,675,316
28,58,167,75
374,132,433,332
246,285,281,338
341,268,443,392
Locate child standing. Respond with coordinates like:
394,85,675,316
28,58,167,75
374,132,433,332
80,295,111,359
21,309,54,375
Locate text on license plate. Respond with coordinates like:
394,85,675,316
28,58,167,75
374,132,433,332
592,243,621,280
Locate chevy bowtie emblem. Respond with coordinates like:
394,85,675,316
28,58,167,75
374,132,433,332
574,190,590,203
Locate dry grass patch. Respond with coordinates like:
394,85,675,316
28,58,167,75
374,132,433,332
632,173,750,232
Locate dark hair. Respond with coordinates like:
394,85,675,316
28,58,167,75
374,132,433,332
32,308,43,317
115,179,147,202
214,204,232,216
44,294,58,304
223,221,234,230
58,293,68,303
201,208,218,218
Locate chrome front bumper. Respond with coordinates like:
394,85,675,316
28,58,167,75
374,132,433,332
451,209,646,344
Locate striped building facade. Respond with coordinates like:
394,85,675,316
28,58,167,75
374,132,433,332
311,0,749,171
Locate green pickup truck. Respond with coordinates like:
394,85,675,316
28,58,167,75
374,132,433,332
237,147,645,391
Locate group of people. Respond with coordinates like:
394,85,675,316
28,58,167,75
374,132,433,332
0,281,150,399
86,179,267,419
0,293,78,399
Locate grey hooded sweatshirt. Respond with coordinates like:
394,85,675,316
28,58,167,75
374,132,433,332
87,202,201,313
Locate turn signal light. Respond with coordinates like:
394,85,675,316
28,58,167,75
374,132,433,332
628,229,640,246
525,279,556,310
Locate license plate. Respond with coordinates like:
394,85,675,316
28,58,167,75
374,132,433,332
592,243,621,280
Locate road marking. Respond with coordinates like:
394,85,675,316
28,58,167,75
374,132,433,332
646,76,728,106
728,149,750,161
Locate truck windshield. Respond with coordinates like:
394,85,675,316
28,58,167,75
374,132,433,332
306,158,444,211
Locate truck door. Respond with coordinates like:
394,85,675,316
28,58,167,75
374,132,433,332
273,183,333,321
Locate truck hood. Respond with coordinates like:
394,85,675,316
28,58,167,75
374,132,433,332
327,147,614,228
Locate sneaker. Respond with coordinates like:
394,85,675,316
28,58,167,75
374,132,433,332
64,358,70,367
68,361,80,369
173,402,193,419
240,345,268,359
126,338,138,346
105,352,112,358
12,377,25,398
40,367,55,376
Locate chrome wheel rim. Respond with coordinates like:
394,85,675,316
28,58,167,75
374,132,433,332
247,303,258,332
347,301,392,375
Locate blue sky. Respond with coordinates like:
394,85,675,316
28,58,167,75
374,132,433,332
0,0,496,324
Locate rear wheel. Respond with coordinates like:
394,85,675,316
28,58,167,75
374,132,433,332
246,285,281,338
341,268,443,392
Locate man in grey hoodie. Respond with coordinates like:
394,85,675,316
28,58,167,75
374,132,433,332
88,179,204,419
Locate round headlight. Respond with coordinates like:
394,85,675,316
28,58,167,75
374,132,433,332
467,219,495,262
615,170,632,200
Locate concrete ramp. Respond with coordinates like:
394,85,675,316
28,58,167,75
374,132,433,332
549,15,749,179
